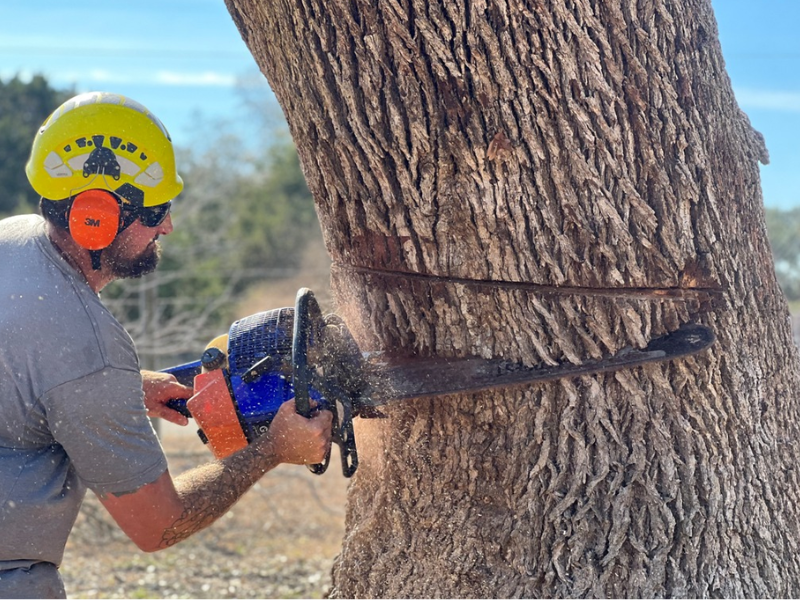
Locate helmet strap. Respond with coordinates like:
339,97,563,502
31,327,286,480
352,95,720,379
89,249,103,271
119,207,139,233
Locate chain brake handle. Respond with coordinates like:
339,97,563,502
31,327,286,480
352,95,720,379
292,288,359,477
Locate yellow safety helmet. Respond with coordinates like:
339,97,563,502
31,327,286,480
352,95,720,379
25,92,183,207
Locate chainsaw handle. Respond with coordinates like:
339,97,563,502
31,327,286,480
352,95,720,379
292,288,330,475
160,361,201,419
161,360,202,387
292,288,320,419
166,398,192,419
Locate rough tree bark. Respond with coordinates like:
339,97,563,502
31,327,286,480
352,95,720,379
225,0,800,596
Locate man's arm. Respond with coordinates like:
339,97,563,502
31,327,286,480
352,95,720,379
98,399,332,552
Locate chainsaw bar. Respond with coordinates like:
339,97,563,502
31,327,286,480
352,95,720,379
355,323,715,408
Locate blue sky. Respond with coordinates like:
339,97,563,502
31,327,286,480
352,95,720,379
2,1,799,209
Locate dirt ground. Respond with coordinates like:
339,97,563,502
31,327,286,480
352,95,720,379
61,422,349,599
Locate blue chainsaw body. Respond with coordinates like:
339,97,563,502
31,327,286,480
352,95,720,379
163,305,330,453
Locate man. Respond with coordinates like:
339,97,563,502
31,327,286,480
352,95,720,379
0,92,333,598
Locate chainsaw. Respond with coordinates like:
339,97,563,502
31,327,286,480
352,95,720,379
163,288,715,477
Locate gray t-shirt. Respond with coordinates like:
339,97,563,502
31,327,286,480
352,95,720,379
0,215,168,594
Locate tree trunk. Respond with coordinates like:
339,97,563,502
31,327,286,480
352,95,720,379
225,0,800,596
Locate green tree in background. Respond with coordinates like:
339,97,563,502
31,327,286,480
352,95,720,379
765,207,800,302
229,138,319,274
0,75,72,215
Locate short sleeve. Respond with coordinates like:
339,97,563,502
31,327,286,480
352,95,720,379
43,367,168,496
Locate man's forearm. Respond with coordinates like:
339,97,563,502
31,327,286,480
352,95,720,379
98,400,331,552
158,434,280,549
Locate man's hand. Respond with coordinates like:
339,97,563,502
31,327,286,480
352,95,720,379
265,399,333,465
141,370,192,426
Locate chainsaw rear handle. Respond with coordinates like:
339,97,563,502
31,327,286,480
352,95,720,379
162,360,202,387
161,346,230,418
292,288,331,475
165,398,192,419
162,361,201,418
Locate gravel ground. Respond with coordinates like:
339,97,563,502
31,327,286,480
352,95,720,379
60,423,349,599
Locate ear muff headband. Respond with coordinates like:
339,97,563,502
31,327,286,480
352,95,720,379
68,190,121,250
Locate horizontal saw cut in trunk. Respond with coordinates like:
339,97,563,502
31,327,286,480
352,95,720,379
225,0,800,596
357,323,715,406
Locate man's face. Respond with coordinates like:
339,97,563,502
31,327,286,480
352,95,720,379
102,213,173,279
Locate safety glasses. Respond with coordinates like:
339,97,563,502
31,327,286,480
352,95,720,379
123,201,172,228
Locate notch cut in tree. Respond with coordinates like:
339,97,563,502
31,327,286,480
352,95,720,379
225,0,800,596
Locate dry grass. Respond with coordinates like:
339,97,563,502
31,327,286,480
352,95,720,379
234,231,335,319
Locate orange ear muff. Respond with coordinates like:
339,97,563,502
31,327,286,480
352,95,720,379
68,190,121,250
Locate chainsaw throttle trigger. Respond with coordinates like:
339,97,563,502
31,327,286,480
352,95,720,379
166,398,192,419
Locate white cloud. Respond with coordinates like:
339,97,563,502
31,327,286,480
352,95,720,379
155,71,236,87
23,68,238,88
86,69,134,84
734,87,800,113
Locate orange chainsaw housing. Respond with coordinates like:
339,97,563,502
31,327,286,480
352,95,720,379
186,370,248,459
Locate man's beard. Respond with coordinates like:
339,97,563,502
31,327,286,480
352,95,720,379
104,239,162,279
